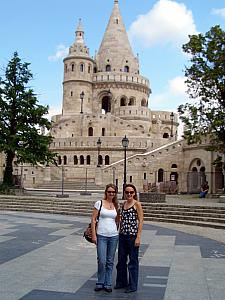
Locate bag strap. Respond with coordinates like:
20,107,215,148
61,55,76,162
97,200,102,222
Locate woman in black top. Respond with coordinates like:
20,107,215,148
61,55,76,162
115,184,144,293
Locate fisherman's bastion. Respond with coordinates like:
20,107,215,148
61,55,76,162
0,0,224,194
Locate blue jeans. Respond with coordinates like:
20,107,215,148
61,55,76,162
116,234,139,291
96,234,118,289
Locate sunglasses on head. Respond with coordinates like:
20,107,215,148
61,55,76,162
107,190,116,194
125,191,135,195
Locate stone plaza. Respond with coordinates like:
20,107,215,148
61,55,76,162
1,193,225,300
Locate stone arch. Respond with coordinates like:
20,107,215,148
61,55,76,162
88,127,93,136
102,95,111,113
106,64,111,72
128,97,135,106
120,96,127,106
141,98,147,107
158,168,164,182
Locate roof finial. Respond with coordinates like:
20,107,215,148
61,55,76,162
114,0,118,4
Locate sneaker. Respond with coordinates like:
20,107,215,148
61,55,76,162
104,287,112,293
94,287,103,292
125,288,137,293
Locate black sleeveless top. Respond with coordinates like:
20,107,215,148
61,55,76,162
120,204,138,235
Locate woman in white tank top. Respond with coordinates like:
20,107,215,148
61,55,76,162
91,183,119,293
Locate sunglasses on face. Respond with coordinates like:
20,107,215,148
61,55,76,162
107,191,116,194
125,191,135,195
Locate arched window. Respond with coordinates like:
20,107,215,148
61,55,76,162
63,156,67,165
74,155,78,165
80,155,84,165
80,63,84,72
128,98,135,106
102,128,105,136
105,155,110,165
71,64,75,72
65,64,68,73
86,155,91,165
141,99,147,106
88,65,91,73
158,168,164,182
163,133,169,138
171,164,177,168
98,155,103,166
120,97,126,106
58,156,62,165
93,67,97,73
88,127,93,136
124,66,129,72
106,65,111,72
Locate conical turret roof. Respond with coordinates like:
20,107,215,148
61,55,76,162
96,0,139,73
67,19,90,58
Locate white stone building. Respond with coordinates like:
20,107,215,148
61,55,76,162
0,0,224,194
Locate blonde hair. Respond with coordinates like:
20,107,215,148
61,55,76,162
104,183,119,211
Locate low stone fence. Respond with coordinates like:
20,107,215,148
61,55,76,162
139,192,166,203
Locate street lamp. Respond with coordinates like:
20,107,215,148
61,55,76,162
80,91,84,114
97,137,102,167
170,112,174,137
122,135,129,199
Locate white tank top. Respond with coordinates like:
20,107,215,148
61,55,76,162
94,200,118,237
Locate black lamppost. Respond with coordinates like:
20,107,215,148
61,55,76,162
97,137,102,167
122,135,129,199
170,112,174,137
80,91,84,114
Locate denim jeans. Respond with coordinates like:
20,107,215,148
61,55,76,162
116,234,139,291
96,234,118,289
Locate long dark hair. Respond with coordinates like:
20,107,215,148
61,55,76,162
104,183,119,211
124,183,138,201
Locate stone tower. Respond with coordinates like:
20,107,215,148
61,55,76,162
62,19,94,116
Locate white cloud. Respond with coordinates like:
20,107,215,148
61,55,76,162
168,76,187,95
48,44,69,61
150,75,189,111
212,8,225,18
47,105,62,120
128,0,197,48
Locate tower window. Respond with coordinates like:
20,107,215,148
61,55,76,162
71,64,75,72
80,63,84,72
88,127,93,136
124,66,129,72
106,65,111,72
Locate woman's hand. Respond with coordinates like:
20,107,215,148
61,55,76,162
92,235,97,245
135,236,141,247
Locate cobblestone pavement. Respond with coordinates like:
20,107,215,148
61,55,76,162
0,209,225,300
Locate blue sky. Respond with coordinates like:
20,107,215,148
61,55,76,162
0,0,225,118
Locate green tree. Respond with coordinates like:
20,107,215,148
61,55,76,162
178,25,225,161
0,52,56,186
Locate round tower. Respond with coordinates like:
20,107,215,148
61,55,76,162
62,19,94,115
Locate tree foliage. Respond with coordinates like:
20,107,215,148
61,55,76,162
0,52,56,186
178,25,225,157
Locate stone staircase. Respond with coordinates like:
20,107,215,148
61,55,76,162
1,195,225,230
33,180,105,192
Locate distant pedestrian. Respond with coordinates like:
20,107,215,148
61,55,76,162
114,183,144,293
199,181,209,198
91,183,119,293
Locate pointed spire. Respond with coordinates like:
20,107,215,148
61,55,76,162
75,18,84,44
96,0,139,73
67,18,90,57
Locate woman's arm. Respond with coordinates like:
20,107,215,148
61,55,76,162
135,201,144,247
91,208,99,244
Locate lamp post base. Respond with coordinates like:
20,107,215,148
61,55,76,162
56,194,69,198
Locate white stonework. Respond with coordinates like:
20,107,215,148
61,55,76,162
0,1,224,194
